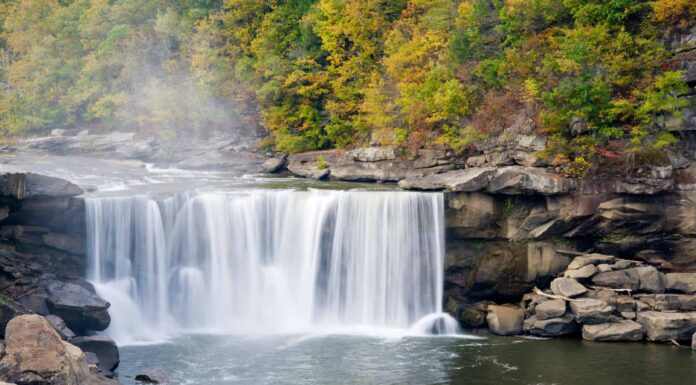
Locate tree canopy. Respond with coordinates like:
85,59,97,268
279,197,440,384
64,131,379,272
0,0,693,175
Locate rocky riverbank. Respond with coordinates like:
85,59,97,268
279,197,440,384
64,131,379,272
0,172,120,384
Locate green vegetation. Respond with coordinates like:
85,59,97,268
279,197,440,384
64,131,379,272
0,1,693,176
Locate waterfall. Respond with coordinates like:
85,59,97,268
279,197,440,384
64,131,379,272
85,189,457,344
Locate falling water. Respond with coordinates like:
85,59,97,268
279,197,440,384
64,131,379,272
85,189,458,344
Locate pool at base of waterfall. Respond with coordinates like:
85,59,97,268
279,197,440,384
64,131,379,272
115,333,696,385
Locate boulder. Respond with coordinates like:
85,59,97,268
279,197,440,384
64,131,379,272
665,273,696,294
44,280,111,332
286,160,329,180
582,320,645,341
637,311,696,341
135,368,171,384
566,254,615,270
564,264,598,280
348,147,399,162
592,269,640,291
486,305,524,336
261,155,287,173
44,315,76,340
569,298,613,324
535,299,566,320
486,166,577,195
550,278,588,298
69,335,119,375
524,312,578,337
0,315,90,385
635,266,665,293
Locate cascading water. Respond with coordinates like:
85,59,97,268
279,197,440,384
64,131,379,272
86,189,459,344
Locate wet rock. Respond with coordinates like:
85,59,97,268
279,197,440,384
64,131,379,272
635,266,666,293
566,254,615,270
69,335,119,375
44,280,111,332
564,264,597,280
398,168,496,192
637,311,696,341
135,368,170,384
16,291,49,315
550,278,588,298
665,273,696,294
592,269,640,291
44,315,76,340
569,299,613,324
0,315,90,385
535,299,566,320
582,320,645,342
0,302,26,338
261,155,287,173
486,166,577,195
524,312,577,337
42,232,85,255
486,305,524,336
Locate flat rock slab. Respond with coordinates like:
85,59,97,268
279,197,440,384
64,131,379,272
398,168,496,191
567,254,616,270
637,311,696,341
564,264,598,280
550,278,588,298
592,269,640,291
486,166,577,195
582,320,645,341
665,273,696,294
524,312,577,337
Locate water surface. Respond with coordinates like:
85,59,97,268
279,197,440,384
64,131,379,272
116,333,696,385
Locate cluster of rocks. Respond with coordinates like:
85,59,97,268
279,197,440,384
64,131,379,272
471,252,696,346
0,172,122,384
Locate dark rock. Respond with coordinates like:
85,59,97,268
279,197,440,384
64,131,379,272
44,280,110,332
0,301,26,338
69,335,119,375
16,291,49,315
524,312,578,337
44,315,76,340
135,368,170,384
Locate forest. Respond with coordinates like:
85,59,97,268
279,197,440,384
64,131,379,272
0,0,694,176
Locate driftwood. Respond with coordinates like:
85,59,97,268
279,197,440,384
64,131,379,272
533,287,574,302
588,285,633,294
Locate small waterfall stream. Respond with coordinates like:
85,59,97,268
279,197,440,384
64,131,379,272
85,189,458,344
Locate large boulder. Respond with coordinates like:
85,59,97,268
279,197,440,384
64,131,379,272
665,273,696,294
44,280,111,332
534,299,566,320
0,315,90,385
635,266,666,293
591,269,640,291
260,155,287,173
566,254,615,270
564,264,598,280
69,335,119,376
637,311,696,341
569,299,613,324
582,320,645,342
550,278,588,298
524,312,578,337
486,305,524,336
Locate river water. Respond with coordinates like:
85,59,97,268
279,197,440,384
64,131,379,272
114,333,696,385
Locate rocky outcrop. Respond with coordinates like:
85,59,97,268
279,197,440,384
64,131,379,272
0,315,118,385
44,280,110,333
